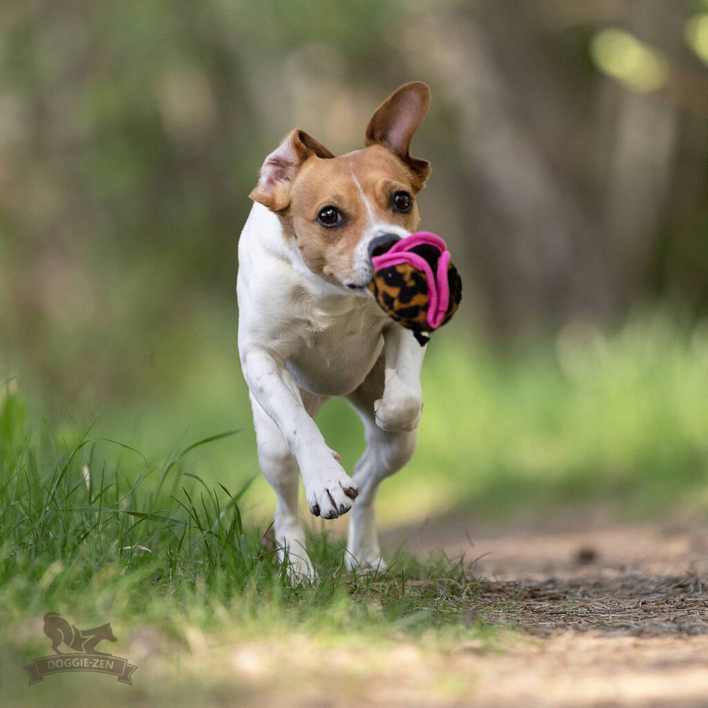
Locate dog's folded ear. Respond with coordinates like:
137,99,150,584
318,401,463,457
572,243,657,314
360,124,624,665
365,81,431,189
250,129,334,212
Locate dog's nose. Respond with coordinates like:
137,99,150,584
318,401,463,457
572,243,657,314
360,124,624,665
368,234,401,261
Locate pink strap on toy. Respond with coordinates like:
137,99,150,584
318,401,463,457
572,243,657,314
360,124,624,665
371,232,450,329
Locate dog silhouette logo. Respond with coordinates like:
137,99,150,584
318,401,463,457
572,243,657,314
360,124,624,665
43,613,117,656
24,613,137,685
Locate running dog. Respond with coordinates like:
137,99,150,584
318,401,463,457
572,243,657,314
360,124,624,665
237,82,431,579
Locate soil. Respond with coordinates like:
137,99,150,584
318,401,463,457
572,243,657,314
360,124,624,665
381,505,708,707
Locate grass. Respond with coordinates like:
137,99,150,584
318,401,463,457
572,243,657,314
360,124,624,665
410,310,708,519
0,386,493,706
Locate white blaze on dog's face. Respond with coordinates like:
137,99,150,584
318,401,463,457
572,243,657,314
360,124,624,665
250,82,431,291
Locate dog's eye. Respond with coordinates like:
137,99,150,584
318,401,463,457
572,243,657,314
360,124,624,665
317,206,344,228
392,191,413,213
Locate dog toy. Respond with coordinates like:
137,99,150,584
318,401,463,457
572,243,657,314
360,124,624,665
369,232,462,345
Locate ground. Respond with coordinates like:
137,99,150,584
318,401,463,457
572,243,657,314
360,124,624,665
162,506,708,708
5,501,708,708
205,506,707,708
382,505,708,707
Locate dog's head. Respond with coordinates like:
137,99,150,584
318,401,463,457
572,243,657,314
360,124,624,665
250,82,431,292
101,623,118,642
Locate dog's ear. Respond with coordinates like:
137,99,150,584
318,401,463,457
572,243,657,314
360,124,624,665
365,81,431,188
250,129,334,211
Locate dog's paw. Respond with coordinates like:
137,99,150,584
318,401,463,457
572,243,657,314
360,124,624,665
269,515,317,583
271,539,316,583
304,461,358,520
345,549,387,574
374,392,422,432
283,553,317,584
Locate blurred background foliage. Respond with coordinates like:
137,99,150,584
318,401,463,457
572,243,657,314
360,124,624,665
2,0,708,523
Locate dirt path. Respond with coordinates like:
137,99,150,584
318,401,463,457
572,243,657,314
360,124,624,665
383,506,708,707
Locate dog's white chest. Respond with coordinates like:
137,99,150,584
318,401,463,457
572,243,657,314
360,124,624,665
286,303,386,396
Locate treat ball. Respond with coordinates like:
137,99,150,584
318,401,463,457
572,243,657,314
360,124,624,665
368,233,462,333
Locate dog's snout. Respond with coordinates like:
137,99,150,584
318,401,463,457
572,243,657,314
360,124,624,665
368,234,401,261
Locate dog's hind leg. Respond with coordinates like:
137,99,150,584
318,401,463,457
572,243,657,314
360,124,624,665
345,359,417,571
251,390,328,581
49,636,65,655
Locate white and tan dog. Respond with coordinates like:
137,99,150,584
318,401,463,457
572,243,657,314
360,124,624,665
237,82,431,579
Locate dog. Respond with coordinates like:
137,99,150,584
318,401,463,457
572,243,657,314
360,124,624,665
237,82,431,579
43,613,117,656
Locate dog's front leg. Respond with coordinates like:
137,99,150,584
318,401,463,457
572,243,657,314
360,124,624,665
374,325,426,433
344,325,425,570
344,327,425,571
241,346,359,519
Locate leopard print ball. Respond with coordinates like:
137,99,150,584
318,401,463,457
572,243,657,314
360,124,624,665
369,260,462,332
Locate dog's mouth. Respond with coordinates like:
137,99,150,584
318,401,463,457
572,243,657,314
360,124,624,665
344,270,376,293
345,282,374,298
